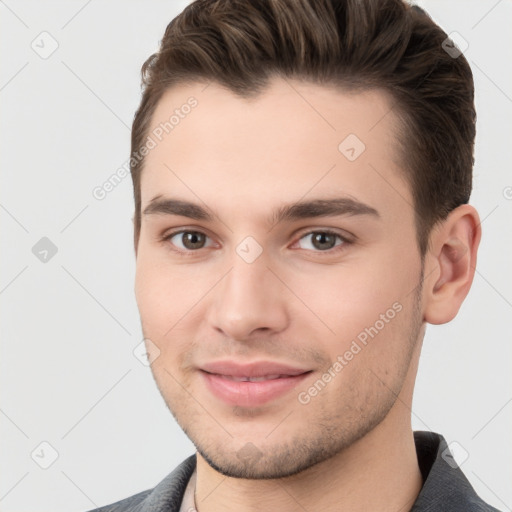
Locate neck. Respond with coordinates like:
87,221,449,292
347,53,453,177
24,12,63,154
194,406,423,512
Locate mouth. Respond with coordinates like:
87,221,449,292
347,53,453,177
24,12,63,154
200,369,313,407
206,373,302,382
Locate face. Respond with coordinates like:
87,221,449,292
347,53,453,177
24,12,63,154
134,78,425,479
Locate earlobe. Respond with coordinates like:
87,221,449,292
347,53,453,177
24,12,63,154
423,205,481,325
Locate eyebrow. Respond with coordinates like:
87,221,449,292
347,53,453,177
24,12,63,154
142,195,380,225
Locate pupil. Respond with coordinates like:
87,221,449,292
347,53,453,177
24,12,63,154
184,232,204,249
314,232,335,250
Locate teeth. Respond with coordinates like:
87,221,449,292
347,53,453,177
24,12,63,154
221,374,283,382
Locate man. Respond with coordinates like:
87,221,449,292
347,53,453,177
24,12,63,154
87,0,500,510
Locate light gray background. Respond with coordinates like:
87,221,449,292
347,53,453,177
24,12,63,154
1,1,511,511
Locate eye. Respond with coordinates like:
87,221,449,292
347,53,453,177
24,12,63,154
294,230,349,253
161,228,351,256
163,230,214,252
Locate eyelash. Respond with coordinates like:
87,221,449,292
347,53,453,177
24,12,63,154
160,228,352,257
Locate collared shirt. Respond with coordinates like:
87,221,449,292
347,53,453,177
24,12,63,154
86,431,501,511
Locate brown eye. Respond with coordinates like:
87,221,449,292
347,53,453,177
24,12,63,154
165,230,212,251
297,231,346,252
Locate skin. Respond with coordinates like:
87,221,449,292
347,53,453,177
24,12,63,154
134,77,481,512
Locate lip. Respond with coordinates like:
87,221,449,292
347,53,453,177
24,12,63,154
200,371,312,407
199,360,313,407
200,360,311,378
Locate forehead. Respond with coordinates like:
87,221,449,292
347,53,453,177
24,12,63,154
140,78,411,222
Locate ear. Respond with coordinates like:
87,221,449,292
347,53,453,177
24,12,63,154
423,204,481,325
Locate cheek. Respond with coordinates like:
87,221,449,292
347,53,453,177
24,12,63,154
288,253,420,379
294,261,412,334
135,265,188,379
135,250,180,335
134,250,215,356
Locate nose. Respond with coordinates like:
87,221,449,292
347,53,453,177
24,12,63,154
207,251,289,341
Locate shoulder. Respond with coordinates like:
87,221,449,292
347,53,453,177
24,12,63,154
82,454,196,512
83,489,151,512
412,431,502,511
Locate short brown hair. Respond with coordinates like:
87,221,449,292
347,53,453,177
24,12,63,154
130,0,476,256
